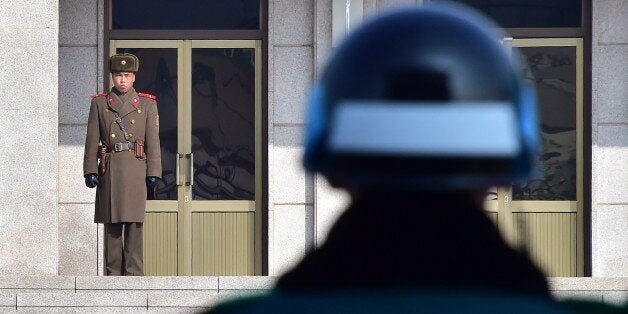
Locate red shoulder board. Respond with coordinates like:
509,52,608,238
138,92,157,101
91,92,108,99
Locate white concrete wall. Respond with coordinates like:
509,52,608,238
269,0,424,276
268,0,316,276
591,0,628,277
58,0,102,275
0,0,59,275
49,0,627,279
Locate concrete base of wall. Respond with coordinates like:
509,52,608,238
0,276,625,311
549,277,628,305
0,276,274,311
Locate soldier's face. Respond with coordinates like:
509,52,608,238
112,72,136,94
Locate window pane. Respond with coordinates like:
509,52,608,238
513,46,577,201
112,0,260,30
191,48,256,201
117,48,179,201
432,0,581,28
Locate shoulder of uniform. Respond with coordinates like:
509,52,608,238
91,92,108,99
138,92,157,101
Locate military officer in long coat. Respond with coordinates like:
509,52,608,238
83,53,161,276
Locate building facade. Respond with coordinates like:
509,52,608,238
0,0,625,283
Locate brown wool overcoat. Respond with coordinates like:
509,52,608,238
83,88,162,223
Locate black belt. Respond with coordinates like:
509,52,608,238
110,142,134,152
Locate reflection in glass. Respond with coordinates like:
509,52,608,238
112,0,260,30
191,48,255,200
117,48,178,201
486,186,498,201
513,46,577,201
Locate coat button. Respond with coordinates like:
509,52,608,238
105,108,109,112
131,119,135,124
129,133,133,137
111,134,116,138
137,109,142,113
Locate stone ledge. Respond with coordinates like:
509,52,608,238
213,290,270,307
17,291,147,307
0,276,75,290
1,276,625,291
11,290,267,310
219,276,277,290
549,277,628,306
0,276,625,310
76,276,218,291
147,307,210,312
19,306,147,312
147,291,219,307
548,277,628,291
603,291,628,305
554,290,605,301
0,292,15,307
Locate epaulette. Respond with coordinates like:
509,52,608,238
91,92,108,99
138,92,157,101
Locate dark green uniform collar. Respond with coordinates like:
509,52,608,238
110,87,136,104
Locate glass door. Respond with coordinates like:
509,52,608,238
110,40,262,275
485,38,584,276
185,40,262,275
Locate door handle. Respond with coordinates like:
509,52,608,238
185,153,194,186
175,153,183,186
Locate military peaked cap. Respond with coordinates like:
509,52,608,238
110,53,139,73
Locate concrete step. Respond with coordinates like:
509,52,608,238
0,276,276,311
0,276,625,311
549,277,628,305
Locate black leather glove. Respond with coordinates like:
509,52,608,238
84,173,99,188
146,176,160,188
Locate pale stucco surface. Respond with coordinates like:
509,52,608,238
270,126,312,204
59,0,98,46
58,204,97,276
0,1,58,275
591,0,628,277
273,47,313,124
55,0,101,276
270,204,314,276
59,47,98,125
594,205,628,277
269,0,317,275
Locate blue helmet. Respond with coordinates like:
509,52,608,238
303,4,540,189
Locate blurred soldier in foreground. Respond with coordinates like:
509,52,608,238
211,4,625,313
83,53,162,276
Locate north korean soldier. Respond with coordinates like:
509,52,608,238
83,53,162,276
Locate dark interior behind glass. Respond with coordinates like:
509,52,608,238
112,0,260,30
431,0,581,28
